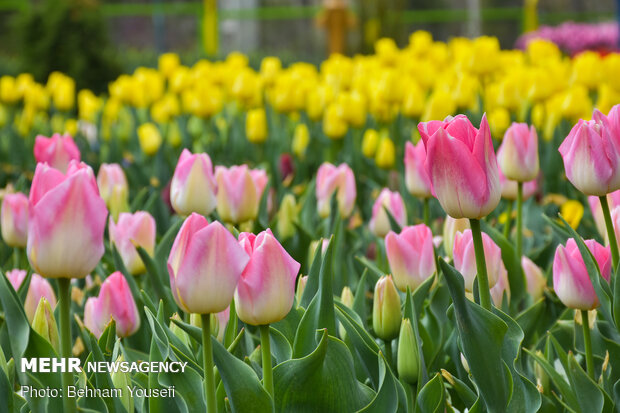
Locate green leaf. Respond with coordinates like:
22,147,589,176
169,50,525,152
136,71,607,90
211,336,274,413
357,352,399,413
415,373,445,413
439,259,511,413
274,330,374,412
352,270,368,327
403,287,429,387
158,363,206,413
0,269,30,361
270,327,292,364
566,352,604,413
355,255,383,284
299,244,323,309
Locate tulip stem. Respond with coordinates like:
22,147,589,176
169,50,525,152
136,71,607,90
201,314,217,413
503,200,513,239
581,310,595,379
423,198,430,227
469,219,493,310
384,339,393,367
58,278,76,413
516,182,523,260
259,324,274,399
599,195,619,271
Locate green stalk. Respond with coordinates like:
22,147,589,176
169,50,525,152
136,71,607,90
201,314,216,412
408,382,416,413
259,324,274,399
503,200,514,238
516,182,523,260
423,198,430,227
384,339,393,368
58,278,76,413
469,219,493,310
599,195,619,271
581,310,595,379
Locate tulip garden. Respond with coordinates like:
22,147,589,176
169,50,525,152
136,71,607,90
3,31,620,412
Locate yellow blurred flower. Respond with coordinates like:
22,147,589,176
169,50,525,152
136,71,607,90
78,90,102,122
323,101,348,139
137,123,162,156
292,123,310,158
167,120,182,147
246,108,268,143
488,107,511,139
64,119,78,136
158,53,181,78
260,56,282,87
422,89,455,122
362,129,379,157
375,132,395,169
560,200,584,230
0,76,19,104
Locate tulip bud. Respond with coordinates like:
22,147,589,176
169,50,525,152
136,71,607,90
369,189,407,238
533,350,549,394
5,269,26,291
386,224,436,292
397,318,419,384
553,238,611,310
24,274,57,323
28,161,108,279
111,355,134,413
246,108,268,143
559,110,620,196
497,123,539,182
316,162,356,219
214,307,230,342
33,133,81,173
97,163,129,221
490,265,510,307
295,275,308,306
109,212,156,276
375,132,395,169
235,229,301,325
83,297,102,338
94,272,140,337
372,275,402,341
32,297,59,352
169,313,192,348
418,114,500,219
362,129,379,158
442,216,470,259
215,165,268,224
292,123,310,158
168,214,249,314
137,123,162,156
453,229,504,292
276,193,297,240
1,192,28,247
404,141,432,198
170,149,217,217
460,353,470,374
522,256,546,301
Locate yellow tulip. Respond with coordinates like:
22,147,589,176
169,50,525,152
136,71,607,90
0,76,19,104
260,56,282,87
375,133,395,169
78,90,102,122
560,200,584,230
292,123,310,158
488,107,511,139
64,119,78,136
137,123,162,156
323,101,348,139
246,108,268,143
362,129,379,157
422,89,455,122
158,53,181,78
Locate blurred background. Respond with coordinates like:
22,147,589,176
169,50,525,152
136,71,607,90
0,0,617,92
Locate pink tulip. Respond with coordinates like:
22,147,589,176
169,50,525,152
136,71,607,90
497,123,539,182
588,190,620,239
522,256,546,301
214,307,230,342
170,149,217,216
558,110,620,196
490,266,510,307
418,114,500,219
97,163,129,219
385,224,436,292
316,162,356,218
215,165,268,223
5,269,27,291
28,161,108,279
167,213,249,314
553,238,611,310
1,192,29,247
24,274,57,323
404,141,432,198
94,271,140,337
33,133,81,173
453,229,504,292
369,188,407,238
84,297,102,338
499,169,538,201
109,211,156,275
235,229,300,325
